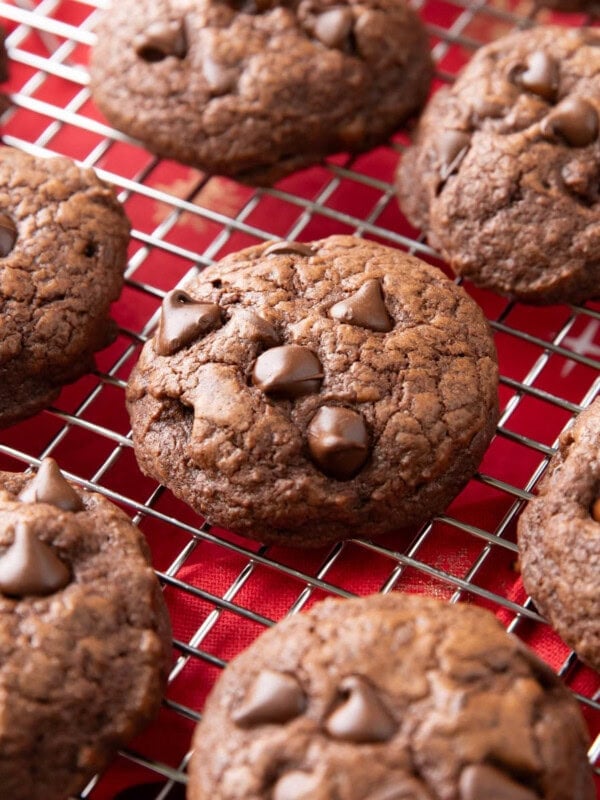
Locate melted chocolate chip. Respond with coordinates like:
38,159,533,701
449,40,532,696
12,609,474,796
252,345,323,399
157,290,221,356
591,498,600,522
0,522,71,598
314,7,354,49
438,130,471,182
273,771,318,800
329,279,392,332
325,675,396,743
134,19,187,62
459,765,538,800
511,51,559,102
263,241,314,257
0,213,17,257
233,670,306,727
19,458,84,512
540,97,599,148
307,406,369,480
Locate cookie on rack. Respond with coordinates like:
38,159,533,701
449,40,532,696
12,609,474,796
89,0,433,184
126,235,499,547
0,147,130,428
0,458,172,800
188,592,595,800
396,26,600,305
518,398,600,671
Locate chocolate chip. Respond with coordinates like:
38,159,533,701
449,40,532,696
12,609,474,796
19,458,84,512
314,7,354,49
438,130,471,182
511,51,559,102
540,97,599,148
156,290,221,356
272,771,318,800
252,345,323,399
233,670,306,727
263,241,314,257
307,406,369,480
0,213,17,257
329,279,392,332
325,675,396,743
84,241,97,258
0,521,71,598
591,498,600,522
134,19,187,62
459,765,538,800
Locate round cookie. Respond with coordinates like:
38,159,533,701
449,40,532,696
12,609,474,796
187,592,595,800
89,0,433,185
0,458,172,800
396,26,600,305
518,399,600,671
0,146,130,428
126,235,499,547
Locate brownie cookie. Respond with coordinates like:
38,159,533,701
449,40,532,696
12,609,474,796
0,147,130,427
397,26,600,305
126,235,498,547
89,0,433,184
518,399,600,671
0,458,172,800
188,592,595,800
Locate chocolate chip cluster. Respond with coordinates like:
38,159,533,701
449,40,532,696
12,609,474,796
155,241,395,481
0,459,78,597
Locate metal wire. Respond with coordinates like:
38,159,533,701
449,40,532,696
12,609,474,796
1,0,599,796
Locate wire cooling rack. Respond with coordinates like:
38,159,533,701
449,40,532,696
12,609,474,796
0,0,599,797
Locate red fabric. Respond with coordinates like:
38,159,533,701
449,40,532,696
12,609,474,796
0,1,599,797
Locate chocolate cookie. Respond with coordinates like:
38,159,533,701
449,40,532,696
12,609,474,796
188,592,595,800
0,458,172,800
397,26,600,305
126,235,499,547
89,0,433,184
0,147,130,427
518,399,600,672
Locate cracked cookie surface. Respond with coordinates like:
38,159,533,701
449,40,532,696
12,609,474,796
0,459,172,800
126,235,498,547
0,147,130,427
396,26,600,305
188,592,595,800
518,398,600,671
89,0,432,184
